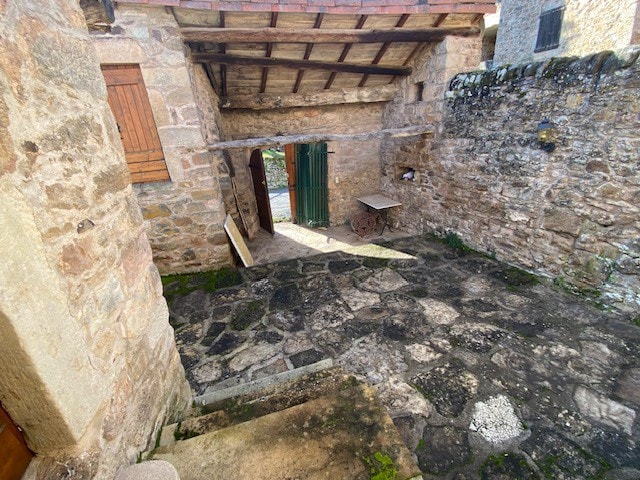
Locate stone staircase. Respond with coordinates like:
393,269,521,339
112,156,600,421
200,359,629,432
143,361,422,480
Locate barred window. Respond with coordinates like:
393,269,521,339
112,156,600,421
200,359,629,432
535,7,564,53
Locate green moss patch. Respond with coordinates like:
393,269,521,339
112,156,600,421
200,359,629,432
363,451,398,480
162,267,243,303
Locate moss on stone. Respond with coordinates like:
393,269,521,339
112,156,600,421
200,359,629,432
230,300,265,330
162,267,243,304
363,451,399,480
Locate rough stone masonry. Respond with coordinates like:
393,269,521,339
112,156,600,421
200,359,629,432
0,1,190,478
387,46,640,313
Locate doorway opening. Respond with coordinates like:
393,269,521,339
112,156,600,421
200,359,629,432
249,142,329,236
262,147,292,224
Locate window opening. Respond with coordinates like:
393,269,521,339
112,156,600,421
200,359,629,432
535,7,564,53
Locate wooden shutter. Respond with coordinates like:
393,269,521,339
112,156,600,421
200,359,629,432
535,7,564,53
101,65,170,184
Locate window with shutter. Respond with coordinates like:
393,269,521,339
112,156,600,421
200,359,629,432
101,65,170,184
535,7,564,53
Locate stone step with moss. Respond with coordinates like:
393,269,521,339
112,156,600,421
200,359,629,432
159,362,359,447
148,383,422,480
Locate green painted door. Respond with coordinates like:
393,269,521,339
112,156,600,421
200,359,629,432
295,143,329,227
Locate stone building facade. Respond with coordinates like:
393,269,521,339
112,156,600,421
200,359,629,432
385,47,640,312
92,5,234,274
493,0,640,66
0,1,190,479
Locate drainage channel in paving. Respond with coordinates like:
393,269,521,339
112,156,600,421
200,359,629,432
164,235,640,479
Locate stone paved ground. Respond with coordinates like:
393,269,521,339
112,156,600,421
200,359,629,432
165,235,640,479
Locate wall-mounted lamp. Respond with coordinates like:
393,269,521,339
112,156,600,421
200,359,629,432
537,117,556,152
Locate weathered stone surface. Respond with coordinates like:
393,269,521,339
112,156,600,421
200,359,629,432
416,425,472,475
384,42,640,312
0,2,190,478
469,395,525,444
574,386,636,435
614,368,640,405
166,236,640,478
413,358,478,417
479,453,537,480
360,268,409,293
115,460,180,480
522,429,608,479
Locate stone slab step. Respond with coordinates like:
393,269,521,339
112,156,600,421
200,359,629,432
150,384,423,480
157,361,358,448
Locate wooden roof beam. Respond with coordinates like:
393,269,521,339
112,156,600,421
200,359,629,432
191,53,412,76
182,26,481,44
207,125,434,151
220,84,398,110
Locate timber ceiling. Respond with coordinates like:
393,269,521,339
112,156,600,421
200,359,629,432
173,8,484,109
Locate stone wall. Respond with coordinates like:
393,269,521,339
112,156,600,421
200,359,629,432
0,1,190,479
221,103,384,226
413,48,639,311
381,36,482,229
494,0,640,66
92,4,232,274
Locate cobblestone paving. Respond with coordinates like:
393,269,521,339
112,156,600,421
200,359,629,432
165,235,640,479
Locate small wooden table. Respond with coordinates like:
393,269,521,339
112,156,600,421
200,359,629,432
357,194,402,235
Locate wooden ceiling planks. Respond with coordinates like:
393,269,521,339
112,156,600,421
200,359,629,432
178,9,483,103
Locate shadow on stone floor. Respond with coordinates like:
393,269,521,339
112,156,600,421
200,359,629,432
164,234,640,480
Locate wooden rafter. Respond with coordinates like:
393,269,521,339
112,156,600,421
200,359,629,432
324,14,367,90
192,53,412,76
293,13,324,94
260,12,278,94
219,11,227,97
181,26,481,44
359,14,410,88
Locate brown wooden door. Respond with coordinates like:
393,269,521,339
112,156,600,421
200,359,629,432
0,404,33,480
249,149,274,235
101,64,170,184
284,144,297,224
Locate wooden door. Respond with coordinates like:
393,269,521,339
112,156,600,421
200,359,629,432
284,144,297,224
101,64,170,184
0,404,33,480
294,143,329,228
249,149,274,235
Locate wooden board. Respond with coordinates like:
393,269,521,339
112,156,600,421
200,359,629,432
0,404,33,480
224,215,254,267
